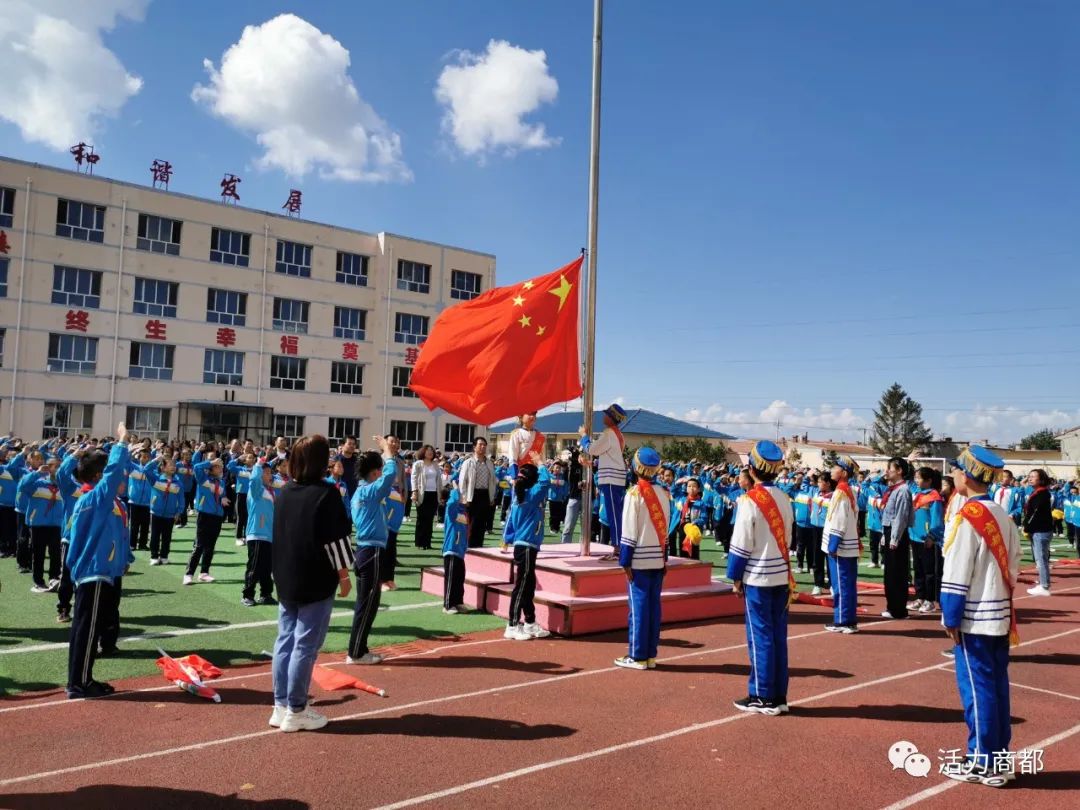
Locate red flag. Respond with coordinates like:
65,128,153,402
311,665,388,697
409,256,583,425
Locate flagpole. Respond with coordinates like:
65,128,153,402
580,0,603,559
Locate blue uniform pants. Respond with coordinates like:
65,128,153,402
599,484,625,547
955,633,1011,765
827,555,858,626
744,584,789,701
627,568,664,661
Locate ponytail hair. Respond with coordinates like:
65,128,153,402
515,464,539,504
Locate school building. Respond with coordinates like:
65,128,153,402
0,155,494,451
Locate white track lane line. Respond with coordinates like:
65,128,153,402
0,600,444,656
880,722,1080,810
2,620,1076,793
369,626,1080,810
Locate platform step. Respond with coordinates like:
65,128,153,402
419,566,508,609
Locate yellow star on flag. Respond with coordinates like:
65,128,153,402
536,325,546,336
513,295,525,306
548,275,573,311
518,314,532,328
523,281,535,290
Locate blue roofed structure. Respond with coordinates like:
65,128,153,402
490,409,733,441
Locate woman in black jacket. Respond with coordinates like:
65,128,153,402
269,435,354,732
1022,468,1054,597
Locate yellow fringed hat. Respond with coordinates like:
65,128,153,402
748,440,784,475
951,445,1004,484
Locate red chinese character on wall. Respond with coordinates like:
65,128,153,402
215,327,237,347
65,310,89,332
280,335,299,355
150,159,173,189
342,342,358,360
404,346,420,366
0,230,9,254
282,189,302,215
220,173,241,203
145,319,167,340
70,143,100,174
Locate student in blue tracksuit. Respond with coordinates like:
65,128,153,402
504,455,552,641
126,450,153,551
185,450,230,585
909,466,946,613
326,460,351,512
242,458,277,606
54,448,86,622
441,484,469,613
0,442,26,558
809,474,833,595
14,446,47,573
547,461,570,534
864,475,885,568
672,478,708,560
347,438,397,665
144,455,185,565
176,449,195,528
790,476,813,574
66,427,133,699
228,454,254,544
19,457,65,592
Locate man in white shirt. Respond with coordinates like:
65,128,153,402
459,437,497,548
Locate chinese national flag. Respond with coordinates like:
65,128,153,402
409,255,583,425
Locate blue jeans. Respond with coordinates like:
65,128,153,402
561,497,581,544
273,595,335,711
1030,531,1052,588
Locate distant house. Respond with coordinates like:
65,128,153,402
1056,427,1080,463
488,409,733,459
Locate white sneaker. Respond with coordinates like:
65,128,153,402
269,705,287,727
198,573,215,583
907,599,924,611
456,604,469,613
280,707,327,732
161,557,169,565
523,622,551,639
918,602,935,614
863,561,878,568
811,587,822,597
504,624,531,641
614,655,647,670
345,653,382,665
881,610,895,619
149,558,161,566
1026,585,1051,596
443,607,458,615
236,539,245,547
182,574,193,586
31,584,50,593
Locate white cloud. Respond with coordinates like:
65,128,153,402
435,39,560,159
192,14,410,183
0,0,145,150
941,405,1080,444
680,400,867,440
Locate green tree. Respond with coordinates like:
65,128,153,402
1018,429,1061,451
869,383,933,457
822,449,840,469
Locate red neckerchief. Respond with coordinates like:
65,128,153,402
913,489,944,511
1025,486,1047,506
880,482,904,508
680,493,701,523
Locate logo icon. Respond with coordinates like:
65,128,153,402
888,741,930,778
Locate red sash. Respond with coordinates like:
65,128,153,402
518,430,546,464
638,480,669,563
959,500,1019,646
831,481,862,551
611,426,625,454
745,485,796,603
913,490,943,511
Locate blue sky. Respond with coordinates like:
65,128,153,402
3,1,1078,444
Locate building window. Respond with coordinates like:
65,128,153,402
133,277,178,317
126,406,171,439
328,417,363,444
330,361,364,395
273,414,305,442
56,199,105,243
389,420,425,452
336,252,368,286
0,328,5,367
136,214,182,255
0,186,14,228
394,312,428,345
450,270,482,301
206,288,247,325
445,423,477,454
0,258,7,297
333,306,366,340
391,366,418,398
209,227,251,266
52,266,102,308
272,297,309,334
270,356,307,390
396,260,431,294
129,341,175,380
42,402,94,439
275,240,312,277
203,349,244,385
47,334,97,375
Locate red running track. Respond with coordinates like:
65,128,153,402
0,569,1077,810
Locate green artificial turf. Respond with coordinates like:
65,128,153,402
0,517,1061,695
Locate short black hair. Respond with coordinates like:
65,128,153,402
888,457,911,480
76,449,109,484
474,436,488,447
359,451,384,479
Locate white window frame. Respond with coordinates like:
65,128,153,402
333,306,366,340
389,420,425,452
47,334,97,375
209,227,251,267
444,423,477,454
129,341,175,380
136,214,182,256
203,349,244,386
450,269,482,301
270,356,307,391
275,240,312,278
52,266,102,309
42,401,95,438
206,288,247,326
272,297,309,334
133,277,178,317
328,416,363,443
391,366,418,398
56,199,105,243
396,260,431,294
330,361,364,395
336,251,368,286
394,312,428,345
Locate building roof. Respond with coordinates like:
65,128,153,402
490,409,734,440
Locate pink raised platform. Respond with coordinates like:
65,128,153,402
420,543,741,636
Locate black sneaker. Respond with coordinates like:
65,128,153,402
56,611,71,623
241,597,257,607
97,645,119,657
824,624,843,633
733,695,779,715
88,679,116,695
941,648,956,659
66,681,112,700
17,566,30,574
257,596,278,606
